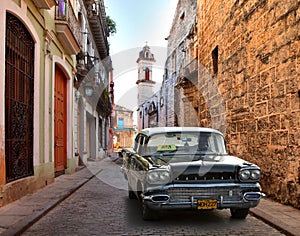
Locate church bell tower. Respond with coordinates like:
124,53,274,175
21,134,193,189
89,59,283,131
136,44,156,106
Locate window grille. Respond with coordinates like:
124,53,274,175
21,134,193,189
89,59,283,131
5,13,34,182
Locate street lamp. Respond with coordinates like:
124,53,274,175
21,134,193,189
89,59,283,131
84,82,94,97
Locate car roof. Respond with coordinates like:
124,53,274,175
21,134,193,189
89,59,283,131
139,127,223,137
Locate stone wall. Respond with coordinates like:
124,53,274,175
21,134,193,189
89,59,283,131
197,0,300,208
163,0,198,127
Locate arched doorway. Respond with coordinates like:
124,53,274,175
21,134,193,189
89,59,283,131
54,65,67,175
5,12,34,182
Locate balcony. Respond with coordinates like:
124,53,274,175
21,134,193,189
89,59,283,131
85,0,109,59
176,57,198,88
114,125,135,131
183,57,198,77
55,0,81,55
74,52,95,89
96,88,112,117
32,0,56,9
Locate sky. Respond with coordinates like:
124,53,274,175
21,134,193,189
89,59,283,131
104,0,178,113
105,0,178,54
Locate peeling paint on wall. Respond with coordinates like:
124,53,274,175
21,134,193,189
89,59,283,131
0,125,3,151
0,124,5,185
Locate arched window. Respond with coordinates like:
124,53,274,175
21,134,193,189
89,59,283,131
5,13,35,182
145,68,150,80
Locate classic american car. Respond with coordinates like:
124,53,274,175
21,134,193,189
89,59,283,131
120,127,264,220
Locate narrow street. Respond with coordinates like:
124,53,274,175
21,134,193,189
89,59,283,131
21,158,284,236
0,1,299,236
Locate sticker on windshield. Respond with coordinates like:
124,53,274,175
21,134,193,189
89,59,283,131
157,144,176,151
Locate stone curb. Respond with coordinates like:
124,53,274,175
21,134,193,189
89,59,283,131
0,168,96,236
250,209,295,236
250,199,300,236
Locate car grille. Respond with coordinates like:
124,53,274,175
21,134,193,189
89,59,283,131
167,187,242,202
173,172,235,181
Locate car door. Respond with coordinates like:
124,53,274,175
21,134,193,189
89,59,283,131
129,134,146,190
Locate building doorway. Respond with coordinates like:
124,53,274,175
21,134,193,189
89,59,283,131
54,65,67,175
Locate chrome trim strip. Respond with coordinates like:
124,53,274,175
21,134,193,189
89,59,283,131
143,194,170,203
146,182,261,191
243,192,264,201
146,198,259,206
220,195,223,206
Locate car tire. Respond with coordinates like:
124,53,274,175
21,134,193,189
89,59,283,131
142,202,159,220
128,184,137,199
230,208,249,219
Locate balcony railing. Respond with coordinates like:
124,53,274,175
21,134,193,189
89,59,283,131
55,0,81,55
75,52,96,89
183,57,198,76
85,0,109,59
76,52,94,71
176,57,198,88
114,125,135,131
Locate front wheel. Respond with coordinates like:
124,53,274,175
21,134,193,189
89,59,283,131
230,208,249,219
128,184,137,199
142,202,159,220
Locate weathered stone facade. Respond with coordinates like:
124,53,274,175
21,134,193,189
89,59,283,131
163,0,198,127
113,105,135,148
197,0,300,208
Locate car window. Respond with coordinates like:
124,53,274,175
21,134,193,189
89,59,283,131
144,132,227,156
136,135,146,154
133,135,139,151
149,133,198,146
198,133,226,154
133,135,141,152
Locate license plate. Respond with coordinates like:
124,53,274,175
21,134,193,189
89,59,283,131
197,199,218,209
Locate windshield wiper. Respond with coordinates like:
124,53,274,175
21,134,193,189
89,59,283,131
196,150,225,155
150,153,169,164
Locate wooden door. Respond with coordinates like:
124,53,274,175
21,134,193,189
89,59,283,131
54,66,67,174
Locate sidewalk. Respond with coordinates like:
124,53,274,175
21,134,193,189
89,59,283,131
250,199,300,236
0,167,96,236
0,161,299,236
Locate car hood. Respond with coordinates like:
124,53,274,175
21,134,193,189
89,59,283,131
167,155,256,180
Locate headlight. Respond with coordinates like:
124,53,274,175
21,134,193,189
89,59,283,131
148,172,160,182
147,170,170,184
250,169,261,180
239,169,251,180
160,171,170,181
239,169,261,181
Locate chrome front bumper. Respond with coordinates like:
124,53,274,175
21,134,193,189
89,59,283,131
143,183,265,210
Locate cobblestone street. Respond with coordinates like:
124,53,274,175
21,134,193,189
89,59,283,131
1,1,300,236
21,159,284,236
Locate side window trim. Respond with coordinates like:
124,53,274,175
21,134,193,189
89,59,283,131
136,134,147,154
133,134,140,151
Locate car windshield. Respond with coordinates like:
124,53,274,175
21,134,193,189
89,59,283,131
143,132,227,158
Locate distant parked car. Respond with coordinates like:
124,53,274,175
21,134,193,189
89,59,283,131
121,127,264,220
